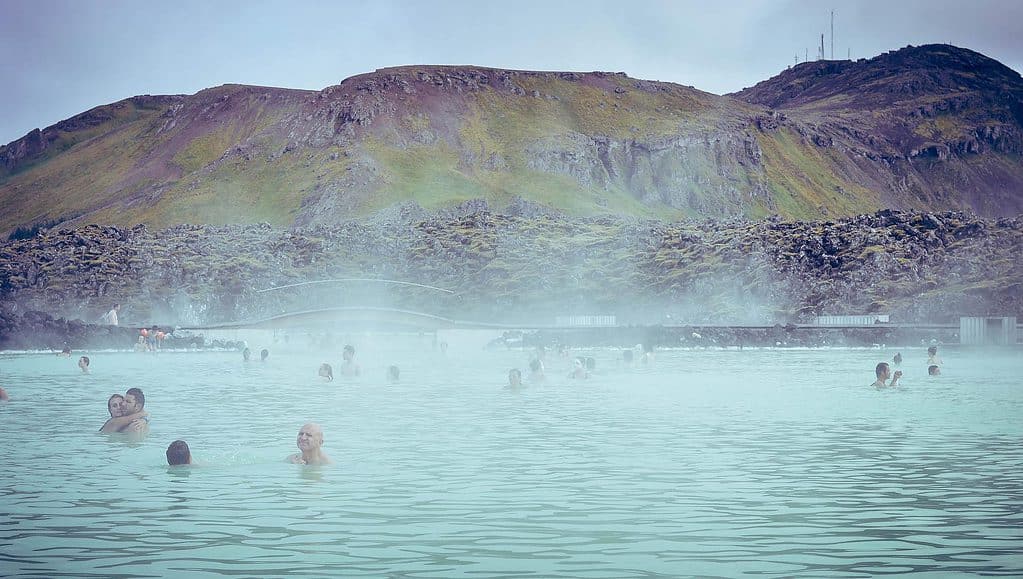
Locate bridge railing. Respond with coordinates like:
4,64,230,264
245,278,461,322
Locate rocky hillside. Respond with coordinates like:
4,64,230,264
734,44,1023,217
1,45,1021,237
1,209,1019,327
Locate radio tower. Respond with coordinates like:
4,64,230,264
831,10,834,59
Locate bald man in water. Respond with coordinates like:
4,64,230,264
287,423,331,465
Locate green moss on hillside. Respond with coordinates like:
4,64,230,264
0,125,158,231
364,141,489,211
173,130,237,173
756,127,880,218
145,149,330,228
0,98,168,183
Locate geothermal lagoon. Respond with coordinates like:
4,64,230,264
2,334,1021,577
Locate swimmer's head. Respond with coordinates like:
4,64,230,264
297,423,324,452
318,363,333,381
125,387,145,411
260,349,269,361
508,368,522,386
927,346,937,356
78,356,90,371
875,362,890,379
529,358,543,373
61,347,71,356
343,345,355,361
242,348,251,361
928,365,940,376
166,440,191,465
387,365,400,383
107,394,125,417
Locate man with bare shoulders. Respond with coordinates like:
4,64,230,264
871,362,902,388
569,357,589,379
340,345,360,377
99,304,120,326
287,423,331,465
121,388,150,433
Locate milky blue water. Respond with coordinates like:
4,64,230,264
1,335,1021,578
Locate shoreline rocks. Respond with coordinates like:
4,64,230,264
519,324,963,350
0,308,242,352
0,210,1019,347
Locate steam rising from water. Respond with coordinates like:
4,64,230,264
1,341,1021,576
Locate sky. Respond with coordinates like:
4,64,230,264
1,0,1021,145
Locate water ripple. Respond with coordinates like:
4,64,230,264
1,346,1021,577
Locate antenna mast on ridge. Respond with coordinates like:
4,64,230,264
831,10,835,59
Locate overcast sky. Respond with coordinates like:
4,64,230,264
2,0,1021,144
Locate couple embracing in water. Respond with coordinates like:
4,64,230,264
100,388,149,433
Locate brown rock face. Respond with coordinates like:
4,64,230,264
1,45,1022,237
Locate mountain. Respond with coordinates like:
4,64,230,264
1,44,1021,236
733,44,1023,217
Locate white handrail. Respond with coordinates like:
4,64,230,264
254,278,455,294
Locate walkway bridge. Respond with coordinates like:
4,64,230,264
170,278,1020,345
178,278,512,332
177,307,975,335
179,306,522,332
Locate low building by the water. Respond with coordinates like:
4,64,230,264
554,315,617,327
813,314,890,326
959,316,1019,346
